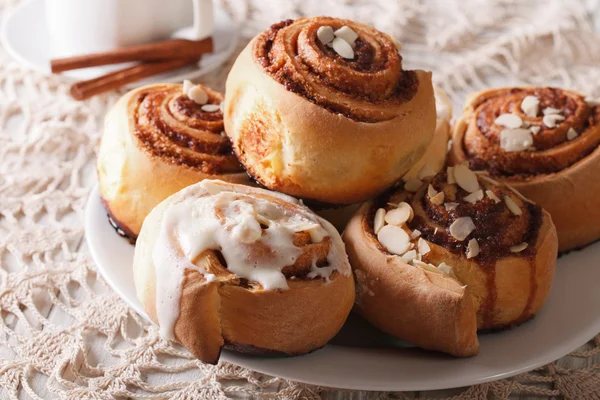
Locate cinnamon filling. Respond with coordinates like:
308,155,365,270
253,18,419,122
132,86,243,174
463,87,600,177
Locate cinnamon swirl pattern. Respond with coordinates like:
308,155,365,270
343,166,557,357
97,83,249,239
133,180,354,364
450,87,600,251
224,16,436,205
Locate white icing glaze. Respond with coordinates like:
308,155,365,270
151,180,350,340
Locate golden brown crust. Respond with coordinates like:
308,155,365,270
97,83,250,238
224,17,436,204
449,86,600,251
133,181,355,363
342,171,558,357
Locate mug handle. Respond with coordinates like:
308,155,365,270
192,0,214,40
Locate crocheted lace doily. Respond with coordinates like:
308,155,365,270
1,0,599,398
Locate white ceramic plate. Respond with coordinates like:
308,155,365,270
85,186,600,391
1,0,238,86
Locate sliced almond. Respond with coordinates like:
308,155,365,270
384,202,413,225
567,127,578,140
466,238,480,259
413,260,441,274
504,182,534,204
417,237,431,255
444,202,459,211
464,189,484,204
485,190,501,203
543,114,565,128
510,242,528,253
437,262,455,277
542,107,560,115
201,104,220,113
500,128,533,152
430,191,445,205
377,225,411,255
418,164,436,180
404,179,423,192
182,79,194,94
332,37,354,59
504,195,522,216
187,85,208,105
401,250,417,263
373,208,386,234
410,229,421,239
479,174,501,186
334,26,358,46
585,97,600,107
530,126,541,135
447,166,456,184
494,113,523,128
449,217,476,241
427,184,438,198
521,95,539,117
317,25,335,44
454,164,480,193
473,170,489,176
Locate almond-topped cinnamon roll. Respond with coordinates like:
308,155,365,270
133,180,354,364
97,83,250,240
450,87,600,251
224,16,436,205
343,166,557,357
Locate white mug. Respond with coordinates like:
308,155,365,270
44,0,214,58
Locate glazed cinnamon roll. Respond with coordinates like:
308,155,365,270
450,87,600,251
133,180,354,364
97,83,249,239
343,166,557,357
224,16,436,205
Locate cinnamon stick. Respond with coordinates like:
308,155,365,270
70,58,197,101
52,38,212,73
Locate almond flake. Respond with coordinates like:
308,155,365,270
485,190,501,203
567,127,578,140
466,238,480,259
449,217,476,241
182,79,194,93
317,25,335,44
444,202,459,211
479,175,501,186
585,97,600,107
430,191,445,205
219,102,224,113
385,202,413,225
331,37,354,59
500,128,533,152
410,229,422,239
404,179,423,192
437,262,455,277
494,113,523,128
414,260,441,274
427,184,437,198
201,104,220,113
447,166,456,184
417,237,431,255
334,26,358,46
543,114,565,128
454,164,480,193
401,250,417,263
542,107,561,115
377,225,411,255
187,85,208,105
220,131,226,137
504,195,522,216
530,126,541,135
373,208,386,234
521,96,540,117
473,170,489,176
464,189,484,204
510,242,529,253
418,164,436,180
505,183,534,204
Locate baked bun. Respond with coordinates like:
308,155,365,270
97,83,249,239
343,165,557,357
403,85,453,181
449,87,600,251
133,180,355,364
224,17,436,205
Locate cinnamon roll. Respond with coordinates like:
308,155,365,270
224,17,436,205
97,83,249,239
450,87,600,251
133,180,354,364
343,165,557,357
